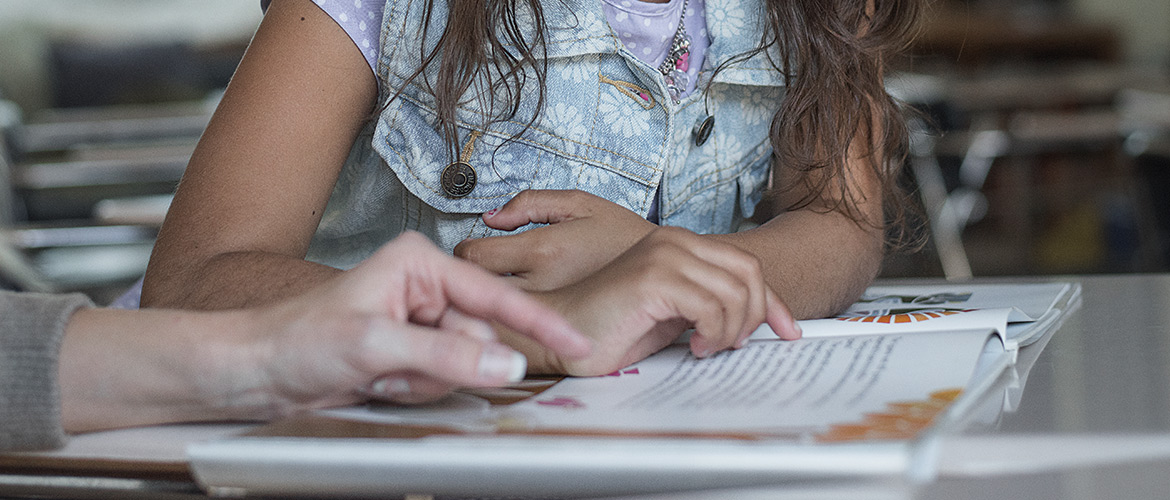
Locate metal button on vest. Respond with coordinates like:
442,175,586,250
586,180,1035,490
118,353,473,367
440,161,477,198
693,115,715,147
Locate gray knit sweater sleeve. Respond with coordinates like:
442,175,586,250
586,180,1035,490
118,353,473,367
0,291,93,452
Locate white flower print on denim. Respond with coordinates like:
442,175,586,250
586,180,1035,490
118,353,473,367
668,181,717,220
692,144,721,180
740,87,779,128
712,134,747,173
379,126,433,177
689,131,745,184
558,54,598,84
404,143,441,183
556,9,608,37
599,88,649,138
575,162,613,189
545,102,590,154
706,0,746,39
669,121,694,168
475,147,522,183
621,186,650,215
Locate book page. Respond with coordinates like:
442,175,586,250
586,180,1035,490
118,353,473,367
504,329,998,438
770,307,1017,341
753,282,1075,346
852,283,1071,319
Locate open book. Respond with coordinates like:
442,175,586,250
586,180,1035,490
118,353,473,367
188,281,1081,498
791,282,1080,352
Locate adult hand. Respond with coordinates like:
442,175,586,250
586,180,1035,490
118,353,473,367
454,189,656,291
512,227,802,377
245,231,592,413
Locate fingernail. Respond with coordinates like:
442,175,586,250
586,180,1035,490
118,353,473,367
370,377,411,396
735,335,751,349
478,344,527,383
792,321,803,338
484,207,501,218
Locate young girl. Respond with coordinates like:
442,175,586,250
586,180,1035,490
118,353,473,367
142,0,918,374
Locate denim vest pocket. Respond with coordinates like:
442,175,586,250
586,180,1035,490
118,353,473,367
659,78,781,233
736,148,773,220
373,52,670,218
372,96,527,216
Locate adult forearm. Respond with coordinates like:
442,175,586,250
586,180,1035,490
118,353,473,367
141,251,341,310
710,210,883,320
58,307,263,433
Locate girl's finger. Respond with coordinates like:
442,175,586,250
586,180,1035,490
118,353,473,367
687,237,799,341
438,308,497,344
764,287,801,340
453,233,538,277
674,257,751,352
480,189,595,231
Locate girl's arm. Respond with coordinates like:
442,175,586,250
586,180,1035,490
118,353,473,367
142,0,375,309
708,151,885,319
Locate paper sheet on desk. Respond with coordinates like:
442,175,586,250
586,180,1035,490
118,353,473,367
502,330,995,436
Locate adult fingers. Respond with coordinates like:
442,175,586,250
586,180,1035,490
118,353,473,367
435,256,593,359
361,319,528,387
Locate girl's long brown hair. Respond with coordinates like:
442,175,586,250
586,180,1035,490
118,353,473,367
402,0,923,244
762,0,923,247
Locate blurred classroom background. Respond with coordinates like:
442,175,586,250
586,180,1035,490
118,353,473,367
0,0,1167,304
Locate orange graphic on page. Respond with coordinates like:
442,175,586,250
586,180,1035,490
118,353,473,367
834,309,974,324
815,388,963,442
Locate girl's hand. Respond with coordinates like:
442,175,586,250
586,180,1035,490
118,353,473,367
512,227,802,377
246,231,592,412
454,189,656,292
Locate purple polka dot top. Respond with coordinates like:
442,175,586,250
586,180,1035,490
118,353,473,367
285,0,708,98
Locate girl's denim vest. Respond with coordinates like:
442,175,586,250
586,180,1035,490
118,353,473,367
306,0,786,269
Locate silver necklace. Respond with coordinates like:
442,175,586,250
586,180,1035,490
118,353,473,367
657,0,691,102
